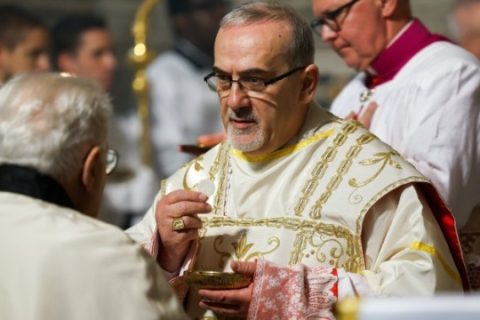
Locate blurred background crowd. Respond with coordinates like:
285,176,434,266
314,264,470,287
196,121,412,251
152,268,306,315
0,0,478,228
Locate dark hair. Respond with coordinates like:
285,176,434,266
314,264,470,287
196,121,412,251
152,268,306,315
0,4,47,50
51,13,107,69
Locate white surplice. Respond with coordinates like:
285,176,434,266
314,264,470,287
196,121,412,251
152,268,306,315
128,106,465,319
330,41,480,230
147,41,223,179
0,192,187,320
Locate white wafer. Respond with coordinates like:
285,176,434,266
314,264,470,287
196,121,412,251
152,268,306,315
195,179,215,197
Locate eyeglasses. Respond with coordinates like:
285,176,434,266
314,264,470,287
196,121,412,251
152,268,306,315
204,66,306,93
311,0,360,34
105,149,119,175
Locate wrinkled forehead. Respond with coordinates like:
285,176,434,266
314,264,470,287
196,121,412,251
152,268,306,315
214,21,292,71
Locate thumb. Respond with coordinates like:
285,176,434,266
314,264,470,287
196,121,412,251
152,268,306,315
231,260,257,276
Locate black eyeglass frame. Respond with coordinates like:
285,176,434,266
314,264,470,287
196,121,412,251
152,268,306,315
310,0,360,34
203,66,306,93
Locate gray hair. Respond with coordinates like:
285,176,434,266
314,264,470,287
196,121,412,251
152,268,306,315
0,73,112,183
220,1,314,67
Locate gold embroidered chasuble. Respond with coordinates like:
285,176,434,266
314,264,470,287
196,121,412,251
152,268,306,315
127,106,464,319
177,108,431,274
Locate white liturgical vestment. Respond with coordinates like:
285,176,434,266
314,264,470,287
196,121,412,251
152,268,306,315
330,30,480,231
128,106,466,319
330,20,480,289
147,40,223,178
0,191,187,320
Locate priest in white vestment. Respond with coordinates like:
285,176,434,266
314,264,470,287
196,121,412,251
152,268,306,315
311,0,480,288
0,73,187,320
128,3,468,319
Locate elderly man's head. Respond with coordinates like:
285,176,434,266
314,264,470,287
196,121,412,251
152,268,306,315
0,73,113,216
311,0,412,71
207,2,318,155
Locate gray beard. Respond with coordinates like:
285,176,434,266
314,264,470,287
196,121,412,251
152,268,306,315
227,125,266,153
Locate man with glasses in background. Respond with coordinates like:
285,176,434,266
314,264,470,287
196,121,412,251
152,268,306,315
311,0,480,289
0,73,187,319
128,3,467,319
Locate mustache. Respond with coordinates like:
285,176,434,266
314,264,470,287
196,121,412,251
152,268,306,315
227,108,258,122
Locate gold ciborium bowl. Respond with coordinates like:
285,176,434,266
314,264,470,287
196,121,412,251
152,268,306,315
184,271,252,289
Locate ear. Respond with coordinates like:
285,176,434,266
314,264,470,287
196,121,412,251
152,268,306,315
81,146,104,194
57,52,78,74
299,64,319,104
380,0,398,18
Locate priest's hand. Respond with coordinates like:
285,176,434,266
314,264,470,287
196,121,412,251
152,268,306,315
346,101,378,128
155,190,212,272
198,261,256,318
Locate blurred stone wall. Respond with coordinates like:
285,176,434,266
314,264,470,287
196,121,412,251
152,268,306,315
0,0,458,110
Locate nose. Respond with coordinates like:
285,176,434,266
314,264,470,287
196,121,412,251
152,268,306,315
103,52,117,72
36,53,51,71
226,82,249,111
321,25,338,42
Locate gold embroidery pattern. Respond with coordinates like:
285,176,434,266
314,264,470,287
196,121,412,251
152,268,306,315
202,216,362,273
231,129,334,163
308,132,374,219
182,156,205,191
410,242,462,286
289,231,312,265
213,232,280,267
354,176,430,269
349,151,402,188
312,238,344,267
355,176,429,235
294,122,359,217
160,179,167,198
310,223,361,272
179,143,229,214
208,143,227,181
211,143,230,215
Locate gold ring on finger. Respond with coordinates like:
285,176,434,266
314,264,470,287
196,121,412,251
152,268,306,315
172,217,185,231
